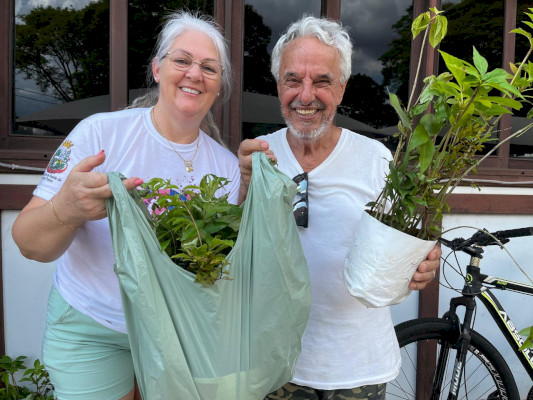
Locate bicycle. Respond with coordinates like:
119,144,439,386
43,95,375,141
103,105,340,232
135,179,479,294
387,227,533,400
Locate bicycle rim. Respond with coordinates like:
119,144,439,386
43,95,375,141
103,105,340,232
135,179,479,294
387,318,519,400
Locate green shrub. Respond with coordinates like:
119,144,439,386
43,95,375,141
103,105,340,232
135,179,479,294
0,355,53,400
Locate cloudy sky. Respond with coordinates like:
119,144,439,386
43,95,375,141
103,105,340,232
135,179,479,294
15,0,97,16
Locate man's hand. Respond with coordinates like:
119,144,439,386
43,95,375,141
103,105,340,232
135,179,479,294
409,244,441,290
237,139,275,204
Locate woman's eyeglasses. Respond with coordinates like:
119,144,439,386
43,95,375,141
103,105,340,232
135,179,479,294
292,172,308,228
163,50,224,79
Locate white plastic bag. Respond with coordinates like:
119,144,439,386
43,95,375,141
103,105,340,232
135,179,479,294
343,211,437,307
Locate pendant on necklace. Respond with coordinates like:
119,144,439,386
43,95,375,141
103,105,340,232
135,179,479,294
184,161,194,172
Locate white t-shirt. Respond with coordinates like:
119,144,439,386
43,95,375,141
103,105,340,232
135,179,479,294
34,107,240,333
261,128,401,389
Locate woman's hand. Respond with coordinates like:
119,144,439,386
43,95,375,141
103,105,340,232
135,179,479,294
54,150,142,227
12,150,142,262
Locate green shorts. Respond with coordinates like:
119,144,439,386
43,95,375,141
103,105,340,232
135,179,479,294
42,285,134,400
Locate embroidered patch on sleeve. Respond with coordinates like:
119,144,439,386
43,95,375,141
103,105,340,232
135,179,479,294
47,140,74,174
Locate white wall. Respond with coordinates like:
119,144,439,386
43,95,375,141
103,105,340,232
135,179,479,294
2,210,55,366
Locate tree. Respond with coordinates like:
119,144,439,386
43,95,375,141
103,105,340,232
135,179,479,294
243,4,277,95
15,0,215,103
16,1,110,102
128,0,214,90
338,74,397,129
379,6,413,105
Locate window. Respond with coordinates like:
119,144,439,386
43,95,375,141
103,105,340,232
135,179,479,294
341,0,412,149
1,0,533,178
242,0,321,139
14,0,111,138
127,1,215,101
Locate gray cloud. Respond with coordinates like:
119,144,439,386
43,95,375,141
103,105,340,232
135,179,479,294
16,0,98,16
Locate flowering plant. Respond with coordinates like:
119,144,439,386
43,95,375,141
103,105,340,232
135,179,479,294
139,174,242,287
368,8,533,240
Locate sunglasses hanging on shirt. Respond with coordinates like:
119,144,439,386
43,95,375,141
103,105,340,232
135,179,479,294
292,172,308,228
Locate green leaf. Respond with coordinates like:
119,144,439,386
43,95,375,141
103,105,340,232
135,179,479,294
389,92,411,128
429,14,447,47
523,21,533,31
419,113,441,136
419,140,436,173
485,96,523,110
511,28,532,41
411,12,430,39
407,123,430,154
472,46,488,75
483,68,512,84
439,51,466,83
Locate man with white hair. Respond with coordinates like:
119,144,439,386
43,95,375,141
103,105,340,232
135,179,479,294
238,15,441,400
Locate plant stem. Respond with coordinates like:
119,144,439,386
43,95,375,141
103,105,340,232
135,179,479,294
444,122,533,200
181,200,203,246
407,25,430,110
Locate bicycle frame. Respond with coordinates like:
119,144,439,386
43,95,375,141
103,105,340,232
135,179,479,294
440,253,533,399
477,277,533,379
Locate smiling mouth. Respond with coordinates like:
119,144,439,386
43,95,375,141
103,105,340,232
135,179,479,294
181,87,201,95
295,109,318,116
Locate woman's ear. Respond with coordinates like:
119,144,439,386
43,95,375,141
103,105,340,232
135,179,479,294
152,58,160,83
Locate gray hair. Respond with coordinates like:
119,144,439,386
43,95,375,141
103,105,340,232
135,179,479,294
130,11,231,145
271,15,352,84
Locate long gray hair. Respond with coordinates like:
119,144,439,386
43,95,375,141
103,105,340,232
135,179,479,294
130,11,232,145
271,15,352,84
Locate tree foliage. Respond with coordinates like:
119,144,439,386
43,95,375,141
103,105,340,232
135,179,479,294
339,73,398,129
15,0,214,103
16,1,110,102
243,4,277,95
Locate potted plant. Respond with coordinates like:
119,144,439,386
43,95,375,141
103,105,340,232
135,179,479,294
344,7,533,307
139,174,242,287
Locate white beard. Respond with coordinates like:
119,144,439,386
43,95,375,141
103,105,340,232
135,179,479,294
285,114,334,142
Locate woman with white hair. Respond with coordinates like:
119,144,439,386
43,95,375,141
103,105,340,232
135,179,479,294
12,11,239,400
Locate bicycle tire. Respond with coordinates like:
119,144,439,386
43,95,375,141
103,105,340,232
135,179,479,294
388,317,520,400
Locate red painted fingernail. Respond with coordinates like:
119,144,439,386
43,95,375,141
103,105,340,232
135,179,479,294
96,150,104,156
134,179,143,186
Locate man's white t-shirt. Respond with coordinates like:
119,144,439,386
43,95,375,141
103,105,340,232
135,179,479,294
34,107,240,333
261,128,401,389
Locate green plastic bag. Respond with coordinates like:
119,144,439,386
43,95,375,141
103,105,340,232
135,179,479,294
106,152,311,400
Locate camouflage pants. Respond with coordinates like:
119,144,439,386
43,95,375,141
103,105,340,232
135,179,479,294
264,382,386,400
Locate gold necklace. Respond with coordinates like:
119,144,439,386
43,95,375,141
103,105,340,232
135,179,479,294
151,107,199,172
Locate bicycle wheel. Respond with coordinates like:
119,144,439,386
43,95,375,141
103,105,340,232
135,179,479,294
388,317,520,400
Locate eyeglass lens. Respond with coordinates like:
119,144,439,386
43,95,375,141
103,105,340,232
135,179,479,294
292,172,308,228
165,50,223,78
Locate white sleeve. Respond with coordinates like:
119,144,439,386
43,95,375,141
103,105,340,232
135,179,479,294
33,118,100,201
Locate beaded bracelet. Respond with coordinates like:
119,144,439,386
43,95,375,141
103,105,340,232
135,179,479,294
49,198,76,230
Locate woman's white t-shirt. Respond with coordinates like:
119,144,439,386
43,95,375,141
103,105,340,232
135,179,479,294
261,128,401,389
34,107,240,333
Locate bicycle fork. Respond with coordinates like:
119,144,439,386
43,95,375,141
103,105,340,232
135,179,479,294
433,255,483,400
